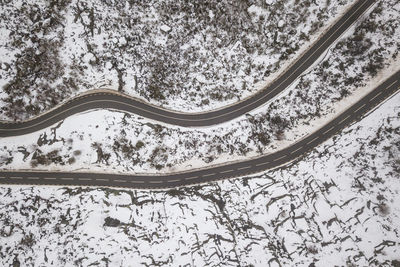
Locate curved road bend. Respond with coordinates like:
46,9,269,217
1,70,399,189
0,0,376,137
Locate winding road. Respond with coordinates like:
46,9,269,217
0,0,376,135
1,71,399,189
1,0,399,189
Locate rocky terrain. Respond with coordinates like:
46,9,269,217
0,0,353,120
0,85,399,266
0,1,399,266
0,0,398,174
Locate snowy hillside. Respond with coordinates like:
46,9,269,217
0,0,354,120
0,0,398,174
0,86,399,266
0,0,399,266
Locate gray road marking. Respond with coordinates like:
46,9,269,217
184,176,198,180
322,126,335,135
386,81,397,89
339,115,352,125
130,180,145,184
290,146,304,155
167,179,180,183
273,155,287,162
255,161,270,167
370,91,383,102
306,136,320,145
354,103,366,113
237,166,252,170
0,0,376,134
220,169,235,174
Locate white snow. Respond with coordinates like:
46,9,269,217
0,90,399,266
0,0,356,120
160,25,171,33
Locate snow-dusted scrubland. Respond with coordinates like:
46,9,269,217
0,0,398,173
0,0,354,120
1,0,399,265
1,88,399,266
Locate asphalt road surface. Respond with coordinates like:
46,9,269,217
0,0,376,136
1,70,399,189
1,0,398,189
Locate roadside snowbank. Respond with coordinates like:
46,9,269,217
0,0,354,120
0,85,399,266
1,0,398,174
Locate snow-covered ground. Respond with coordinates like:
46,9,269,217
0,0,398,174
0,83,399,266
0,2,399,265
0,0,355,120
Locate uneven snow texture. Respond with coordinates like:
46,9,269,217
0,0,353,120
0,87,399,266
0,0,399,174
